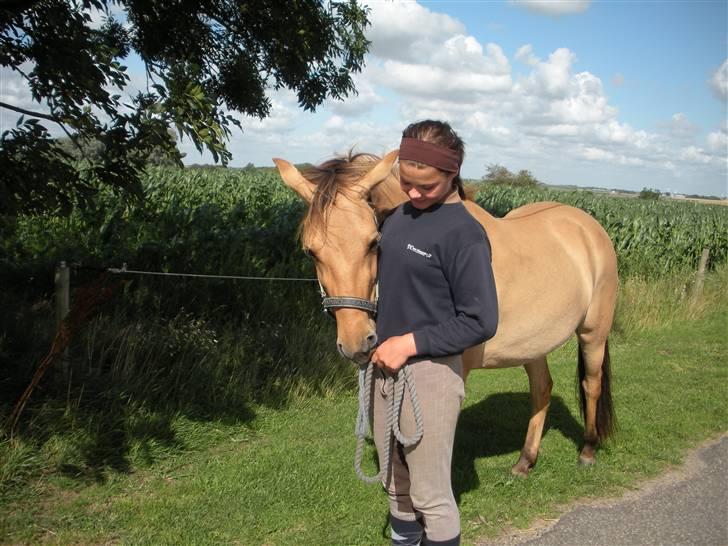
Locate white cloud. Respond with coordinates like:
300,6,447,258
290,118,399,160
515,44,539,67
325,73,383,117
510,0,591,15
462,112,513,145
517,47,576,98
367,1,465,63
706,125,728,155
432,37,510,75
678,146,714,164
657,112,699,141
365,2,512,104
0,64,61,136
549,72,614,124
378,57,511,100
239,91,300,135
579,146,614,161
0,65,40,114
708,58,728,101
594,120,652,149
514,50,616,128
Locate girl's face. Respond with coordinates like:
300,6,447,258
399,161,458,210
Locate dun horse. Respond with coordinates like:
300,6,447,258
273,151,617,475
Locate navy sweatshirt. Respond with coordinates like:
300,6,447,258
376,201,499,358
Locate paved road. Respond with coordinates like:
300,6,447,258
478,434,728,546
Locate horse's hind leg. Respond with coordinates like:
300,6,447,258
512,357,553,477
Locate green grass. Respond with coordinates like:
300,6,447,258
1,284,727,545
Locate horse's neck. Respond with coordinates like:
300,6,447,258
369,175,501,233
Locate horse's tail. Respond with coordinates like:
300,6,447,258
577,339,616,442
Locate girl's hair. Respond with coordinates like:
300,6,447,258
401,120,467,198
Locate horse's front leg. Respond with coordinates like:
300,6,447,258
512,357,553,477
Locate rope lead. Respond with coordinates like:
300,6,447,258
354,362,424,484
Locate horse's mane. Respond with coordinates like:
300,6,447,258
301,151,381,237
299,150,476,241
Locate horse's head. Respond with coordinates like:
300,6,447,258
273,150,399,363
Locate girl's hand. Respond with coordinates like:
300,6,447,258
370,334,417,373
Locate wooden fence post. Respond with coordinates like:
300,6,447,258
55,261,70,379
690,248,710,308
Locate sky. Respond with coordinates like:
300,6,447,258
201,0,728,197
1,0,727,196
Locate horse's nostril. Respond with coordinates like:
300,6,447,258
336,342,346,357
366,333,378,349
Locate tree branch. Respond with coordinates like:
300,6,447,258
0,100,87,156
0,101,61,123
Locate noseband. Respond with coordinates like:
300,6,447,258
319,281,378,317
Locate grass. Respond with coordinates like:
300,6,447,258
1,266,727,545
615,262,728,332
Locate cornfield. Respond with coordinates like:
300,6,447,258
474,184,728,277
6,168,727,281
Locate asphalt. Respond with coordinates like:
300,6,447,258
478,434,728,546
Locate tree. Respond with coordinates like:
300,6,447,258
638,187,661,200
0,0,370,215
483,163,540,187
53,129,184,167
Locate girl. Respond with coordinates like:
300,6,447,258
370,120,499,546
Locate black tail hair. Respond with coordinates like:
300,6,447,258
577,339,616,442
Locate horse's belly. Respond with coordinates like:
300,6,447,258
480,327,575,368
476,295,585,368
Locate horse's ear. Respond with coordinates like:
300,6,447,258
273,158,315,202
359,149,399,192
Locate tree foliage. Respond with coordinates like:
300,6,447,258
638,187,662,200
0,0,370,215
482,163,540,187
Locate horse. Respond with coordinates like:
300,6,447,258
273,150,617,476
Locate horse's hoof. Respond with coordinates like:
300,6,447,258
511,457,533,478
578,454,596,466
579,444,597,466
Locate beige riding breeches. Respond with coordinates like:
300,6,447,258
373,354,465,544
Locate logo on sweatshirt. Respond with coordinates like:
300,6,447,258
407,243,432,259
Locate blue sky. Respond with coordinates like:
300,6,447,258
1,0,726,196
198,0,727,197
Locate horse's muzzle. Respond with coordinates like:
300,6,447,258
337,332,378,364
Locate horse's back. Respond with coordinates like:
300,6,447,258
501,201,616,272
504,201,565,219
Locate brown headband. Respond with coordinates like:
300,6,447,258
399,137,461,173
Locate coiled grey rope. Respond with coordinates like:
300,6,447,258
354,362,424,484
